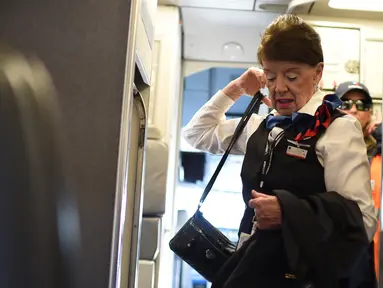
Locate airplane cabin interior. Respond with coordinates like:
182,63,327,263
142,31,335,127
0,0,382,288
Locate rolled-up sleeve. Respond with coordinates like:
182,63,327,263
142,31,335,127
317,115,377,241
182,90,263,155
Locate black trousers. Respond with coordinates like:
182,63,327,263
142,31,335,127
212,230,304,288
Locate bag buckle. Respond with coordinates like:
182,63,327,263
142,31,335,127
284,273,297,279
205,249,216,260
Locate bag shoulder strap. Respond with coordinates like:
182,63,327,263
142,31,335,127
197,92,265,210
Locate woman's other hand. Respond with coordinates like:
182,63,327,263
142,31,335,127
249,190,282,229
222,67,272,107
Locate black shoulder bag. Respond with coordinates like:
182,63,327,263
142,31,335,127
169,92,265,282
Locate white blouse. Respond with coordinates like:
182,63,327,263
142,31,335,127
183,89,377,241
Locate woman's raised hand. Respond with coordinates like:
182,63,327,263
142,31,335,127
222,67,271,107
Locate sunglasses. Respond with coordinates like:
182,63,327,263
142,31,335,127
340,99,372,111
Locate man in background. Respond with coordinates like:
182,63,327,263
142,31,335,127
336,81,382,280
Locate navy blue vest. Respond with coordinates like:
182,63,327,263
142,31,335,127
239,110,343,235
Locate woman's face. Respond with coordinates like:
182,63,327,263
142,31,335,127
339,91,372,135
262,60,324,116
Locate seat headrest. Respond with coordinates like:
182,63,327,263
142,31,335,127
147,125,162,140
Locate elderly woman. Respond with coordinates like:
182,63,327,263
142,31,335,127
183,15,377,287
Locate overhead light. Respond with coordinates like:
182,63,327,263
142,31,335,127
328,0,383,12
222,42,244,61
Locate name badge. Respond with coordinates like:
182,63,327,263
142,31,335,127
286,145,308,159
237,232,250,250
371,180,375,191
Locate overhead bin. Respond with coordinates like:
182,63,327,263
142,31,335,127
136,0,158,85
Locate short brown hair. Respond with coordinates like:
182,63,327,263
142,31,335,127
257,14,323,67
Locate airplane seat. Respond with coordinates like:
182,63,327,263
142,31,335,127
138,125,169,288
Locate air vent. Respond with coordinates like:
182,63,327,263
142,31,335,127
257,3,289,12
255,0,291,13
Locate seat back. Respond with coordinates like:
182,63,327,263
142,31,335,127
138,125,168,288
143,126,169,216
